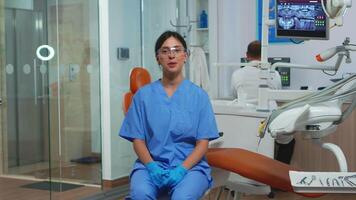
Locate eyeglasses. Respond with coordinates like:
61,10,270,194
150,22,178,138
157,46,186,56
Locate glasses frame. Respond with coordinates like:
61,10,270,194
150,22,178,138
157,46,186,57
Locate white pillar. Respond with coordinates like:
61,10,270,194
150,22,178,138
99,0,112,180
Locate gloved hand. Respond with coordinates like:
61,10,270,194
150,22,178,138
145,161,168,188
163,165,188,187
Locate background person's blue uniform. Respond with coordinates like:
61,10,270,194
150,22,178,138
120,79,219,199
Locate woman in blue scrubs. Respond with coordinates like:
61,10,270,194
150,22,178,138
120,30,219,200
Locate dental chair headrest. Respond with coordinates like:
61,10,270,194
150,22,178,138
130,67,151,94
123,67,151,115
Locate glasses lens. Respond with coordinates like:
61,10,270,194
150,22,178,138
159,47,184,56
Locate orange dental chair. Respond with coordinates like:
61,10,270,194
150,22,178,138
207,148,323,198
122,67,323,198
122,67,151,115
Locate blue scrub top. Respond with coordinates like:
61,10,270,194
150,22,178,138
119,79,219,184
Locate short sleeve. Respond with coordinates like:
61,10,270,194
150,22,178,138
196,92,219,141
119,92,145,142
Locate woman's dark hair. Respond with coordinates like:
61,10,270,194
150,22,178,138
155,31,187,55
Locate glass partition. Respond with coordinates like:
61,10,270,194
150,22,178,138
47,0,102,186
0,0,101,198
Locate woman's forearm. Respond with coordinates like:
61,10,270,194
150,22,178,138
133,139,153,164
182,139,209,169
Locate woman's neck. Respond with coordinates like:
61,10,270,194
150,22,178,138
161,74,184,97
161,73,184,88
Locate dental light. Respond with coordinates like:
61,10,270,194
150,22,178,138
316,37,356,70
322,0,352,26
322,0,352,19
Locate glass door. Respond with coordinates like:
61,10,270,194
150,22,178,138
0,0,51,198
0,0,101,199
46,0,102,187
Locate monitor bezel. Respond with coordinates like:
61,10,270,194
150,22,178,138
275,0,329,40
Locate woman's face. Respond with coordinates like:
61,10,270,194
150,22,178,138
156,36,187,76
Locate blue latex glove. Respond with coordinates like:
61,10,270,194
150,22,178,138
164,165,188,187
145,161,168,188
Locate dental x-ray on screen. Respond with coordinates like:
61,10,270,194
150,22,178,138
276,0,329,40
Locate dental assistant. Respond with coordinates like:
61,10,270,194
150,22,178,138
119,31,219,199
231,40,281,104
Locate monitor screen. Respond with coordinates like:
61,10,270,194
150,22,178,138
276,0,328,40
240,57,291,87
268,57,291,87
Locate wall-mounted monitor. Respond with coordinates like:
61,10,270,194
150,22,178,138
276,0,328,40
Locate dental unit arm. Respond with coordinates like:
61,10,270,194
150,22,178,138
258,37,356,112
262,74,356,172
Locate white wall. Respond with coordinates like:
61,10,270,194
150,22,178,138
217,0,356,94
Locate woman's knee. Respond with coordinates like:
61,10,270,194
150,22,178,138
130,185,156,200
171,171,209,200
130,169,157,199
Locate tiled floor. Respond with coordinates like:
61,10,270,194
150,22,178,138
0,176,101,200
16,162,102,185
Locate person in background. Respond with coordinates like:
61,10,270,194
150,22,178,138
119,30,219,200
230,40,295,165
231,40,281,104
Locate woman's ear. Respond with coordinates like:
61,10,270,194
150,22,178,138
156,55,160,65
184,53,188,62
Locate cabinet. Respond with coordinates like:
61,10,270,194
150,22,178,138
188,0,218,58
189,0,210,53
188,0,218,96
